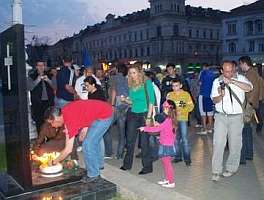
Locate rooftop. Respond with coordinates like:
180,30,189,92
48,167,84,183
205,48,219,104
226,0,264,17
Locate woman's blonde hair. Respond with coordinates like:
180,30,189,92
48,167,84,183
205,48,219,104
127,63,146,89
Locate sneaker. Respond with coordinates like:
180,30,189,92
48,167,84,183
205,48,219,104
222,171,235,177
185,161,191,166
81,175,101,183
196,129,207,135
207,129,213,134
211,174,220,182
104,156,113,159
157,180,169,185
195,124,203,128
162,182,175,188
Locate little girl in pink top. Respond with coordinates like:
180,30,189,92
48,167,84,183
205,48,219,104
139,100,177,188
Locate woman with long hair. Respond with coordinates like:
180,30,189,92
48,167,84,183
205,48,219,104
120,63,155,175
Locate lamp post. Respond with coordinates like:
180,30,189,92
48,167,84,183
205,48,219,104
12,0,23,25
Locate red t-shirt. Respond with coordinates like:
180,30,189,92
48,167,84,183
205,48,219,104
61,100,113,138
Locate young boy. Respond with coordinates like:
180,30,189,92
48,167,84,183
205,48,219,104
167,77,194,166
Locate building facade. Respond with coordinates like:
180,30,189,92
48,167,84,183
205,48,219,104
44,0,225,71
223,0,264,66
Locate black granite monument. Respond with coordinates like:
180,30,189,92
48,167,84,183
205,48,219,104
0,25,116,200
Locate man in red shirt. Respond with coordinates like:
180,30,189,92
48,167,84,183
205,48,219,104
45,100,113,183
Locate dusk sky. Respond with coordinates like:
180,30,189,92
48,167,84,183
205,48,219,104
0,0,257,44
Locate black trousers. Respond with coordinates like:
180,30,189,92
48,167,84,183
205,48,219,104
32,100,51,133
122,110,153,171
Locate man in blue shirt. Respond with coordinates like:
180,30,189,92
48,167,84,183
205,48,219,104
55,55,77,108
197,64,216,135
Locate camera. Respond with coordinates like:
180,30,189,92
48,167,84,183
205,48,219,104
220,81,225,90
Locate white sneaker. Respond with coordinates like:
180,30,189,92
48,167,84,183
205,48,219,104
195,124,203,128
104,156,113,159
222,171,235,177
196,130,207,135
207,129,213,133
162,183,175,188
212,174,220,182
157,180,169,185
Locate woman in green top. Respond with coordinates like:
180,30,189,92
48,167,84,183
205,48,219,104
120,64,155,175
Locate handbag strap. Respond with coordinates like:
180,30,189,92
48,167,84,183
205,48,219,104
143,82,150,108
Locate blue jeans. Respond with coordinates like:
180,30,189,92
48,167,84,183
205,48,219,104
82,116,113,177
103,129,113,157
240,123,253,163
113,106,128,158
174,121,191,162
55,97,70,108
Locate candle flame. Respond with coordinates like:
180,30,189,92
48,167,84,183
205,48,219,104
32,152,60,167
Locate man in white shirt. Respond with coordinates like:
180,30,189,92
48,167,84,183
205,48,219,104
210,61,253,182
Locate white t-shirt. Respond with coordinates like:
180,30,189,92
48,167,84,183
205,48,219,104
211,74,253,114
75,75,101,100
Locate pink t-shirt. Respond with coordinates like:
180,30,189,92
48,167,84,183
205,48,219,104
143,118,175,146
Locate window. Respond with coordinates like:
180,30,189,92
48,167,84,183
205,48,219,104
140,31,143,40
189,29,192,38
146,47,150,56
210,30,213,39
135,48,138,57
217,31,220,40
141,48,144,57
259,43,264,52
245,21,253,35
256,20,263,33
249,40,255,52
203,30,206,39
196,30,199,38
157,26,162,37
134,32,137,41
177,5,180,13
228,42,236,53
173,24,179,36
227,23,236,35
146,29,149,40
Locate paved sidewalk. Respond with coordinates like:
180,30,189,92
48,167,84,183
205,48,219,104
105,125,264,200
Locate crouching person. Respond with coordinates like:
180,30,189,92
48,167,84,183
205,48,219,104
45,100,113,183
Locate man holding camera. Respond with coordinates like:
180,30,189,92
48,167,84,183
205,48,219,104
210,61,253,182
28,60,55,134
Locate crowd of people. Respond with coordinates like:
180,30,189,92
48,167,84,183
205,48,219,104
28,54,264,187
